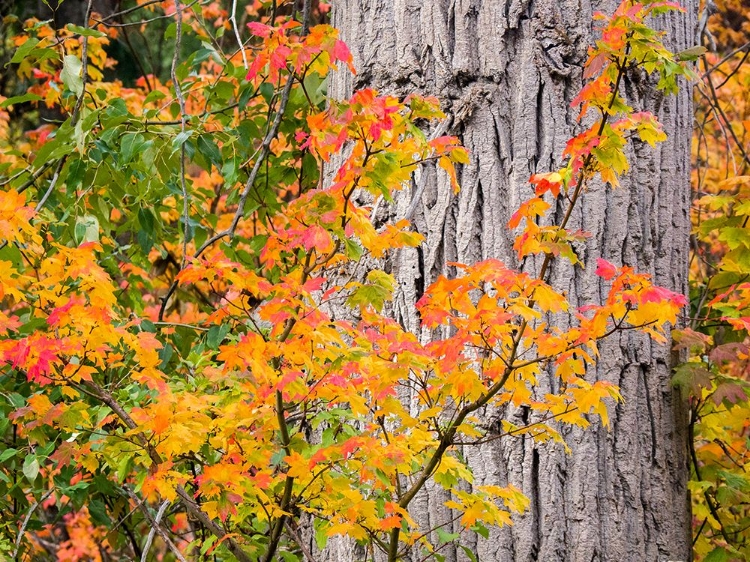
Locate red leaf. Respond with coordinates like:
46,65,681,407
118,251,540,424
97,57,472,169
333,39,351,63
247,22,272,37
583,52,609,79
725,316,750,331
300,225,333,252
270,45,292,71
529,171,563,197
709,343,750,365
595,258,618,280
711,381,749,406
640,285,688,307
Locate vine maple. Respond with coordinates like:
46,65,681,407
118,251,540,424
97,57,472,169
0,0,695,560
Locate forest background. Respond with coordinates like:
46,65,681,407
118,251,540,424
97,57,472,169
0,0,748,561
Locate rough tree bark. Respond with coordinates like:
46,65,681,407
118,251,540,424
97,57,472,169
328,0,695,560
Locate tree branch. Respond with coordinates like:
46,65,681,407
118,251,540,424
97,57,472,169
12,489,55,561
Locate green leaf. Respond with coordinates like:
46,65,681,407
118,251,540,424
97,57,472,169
164,22,177,40
718,227,750,250
199,535,217,556
0,449,17,463
704,547,730,562
677,45,707,61
472,523,490,539
120,133,144,164
138,207,156,236
436,528,460,545
75,215,100,244
88,499,112,526
460,545,479,562
61,55,84,97
10,38,40,64
116,455,133,483
158,343,174,369
671,362,712,398
0,93,43,108
23,456,40,482
344,238,363,261
173,130,192,152
7,393,26,409
346,270,396,312
259,83,274,104
197,135,222,166
206,324,230,349
716,469,750,492
66,24,107,38
314,519,328,551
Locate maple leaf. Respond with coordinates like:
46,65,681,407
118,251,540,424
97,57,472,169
595,258,618,280
247,22,272,38
672,363,713,398
300,224,334,253
640,285,688,307
530,171,564,197
672,328,712,354
725,316,750,331
347,270,396,311
709,343,750,366
508,197,550,229
711,380,750,407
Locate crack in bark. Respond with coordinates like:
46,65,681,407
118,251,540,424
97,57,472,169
640,362,659,466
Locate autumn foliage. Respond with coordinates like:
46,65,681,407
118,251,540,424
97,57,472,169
678,1,750,558
0,0,709,560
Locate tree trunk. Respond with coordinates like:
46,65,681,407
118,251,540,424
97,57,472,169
329,0,695,560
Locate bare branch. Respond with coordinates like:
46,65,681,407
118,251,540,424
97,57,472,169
230,0,248,70
12,489,55,561
140,500,176,562
123,489,187,562
71,0,94,126
169,0,191,269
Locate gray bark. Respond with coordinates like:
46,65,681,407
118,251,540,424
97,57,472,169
327,0,695,560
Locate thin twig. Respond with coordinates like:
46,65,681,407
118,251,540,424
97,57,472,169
98,0,164,21
169,0,191,268
0,161,53,190
140,500,172,562
259,8,313,561
403,115,454,221
71,0,94,126
698,71,750,167
284,520,315,562
12,488,55,561
94,0,200,29
35,156,67,211
701,40,750,79
386,48,632,562
153,321,209,331
124,488,187,562
688,415,733,545
30,0,92,211
230,0,248,70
